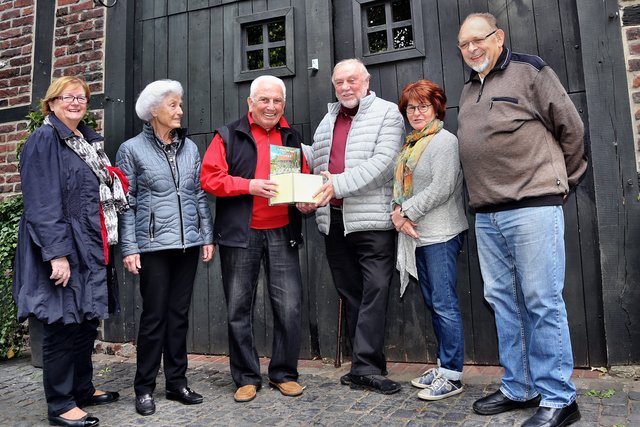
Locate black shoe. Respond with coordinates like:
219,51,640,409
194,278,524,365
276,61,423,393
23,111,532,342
48,414,99,427
473,389,541,415
79,391,120,407
340,373,351,385
135,393,155,416
521,402,581,427
166,386,203,405
341,369,388,386
349,374,401,395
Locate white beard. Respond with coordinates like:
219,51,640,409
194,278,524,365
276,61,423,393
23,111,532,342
471,56,491,74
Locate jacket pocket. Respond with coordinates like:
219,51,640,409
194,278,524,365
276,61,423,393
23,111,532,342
149,212,155,241
489,96,518,109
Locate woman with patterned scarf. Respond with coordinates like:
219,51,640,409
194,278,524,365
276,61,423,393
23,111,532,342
391,80,468,402
13,76,128,427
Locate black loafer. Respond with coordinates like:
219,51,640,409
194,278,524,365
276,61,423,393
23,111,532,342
349,374,401,395
521,401,581,427
166,386,203,405
135,393,155,416
48,414,99,427
473,389,541,415
80,391,120,407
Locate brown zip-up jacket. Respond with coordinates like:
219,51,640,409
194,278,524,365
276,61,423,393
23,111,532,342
457,48,588,212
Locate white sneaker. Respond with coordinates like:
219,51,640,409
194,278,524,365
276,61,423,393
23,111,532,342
410,368,438,389
417,376,464,401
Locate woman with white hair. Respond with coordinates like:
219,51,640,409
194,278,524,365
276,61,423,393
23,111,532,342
116,79,215,416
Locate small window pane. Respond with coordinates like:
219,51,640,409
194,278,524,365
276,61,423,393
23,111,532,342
247,50,264,70
247,25,263,46
269,47,286,67
268,21,285,42
393,25,414,49
368,30,388,53
392,0,411,22
367,4,386,27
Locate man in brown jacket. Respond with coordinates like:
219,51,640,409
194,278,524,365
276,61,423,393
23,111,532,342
456,13,587,427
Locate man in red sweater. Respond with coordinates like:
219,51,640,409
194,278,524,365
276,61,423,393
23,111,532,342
200,75,308,403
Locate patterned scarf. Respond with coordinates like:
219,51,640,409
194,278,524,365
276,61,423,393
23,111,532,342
392,119,443,204
45,116,129,264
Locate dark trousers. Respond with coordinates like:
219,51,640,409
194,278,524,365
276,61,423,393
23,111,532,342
42,319,99,416
219,227,302,387
134,247,199,395
324,209,395,375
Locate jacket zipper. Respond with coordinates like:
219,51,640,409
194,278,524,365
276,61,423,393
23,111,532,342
162,147,186,251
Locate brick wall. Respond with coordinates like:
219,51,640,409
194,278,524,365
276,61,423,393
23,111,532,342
0,0,106,199
621,0,640,170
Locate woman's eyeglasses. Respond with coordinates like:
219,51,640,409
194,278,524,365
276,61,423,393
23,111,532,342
57,95,89,104
406,104,432,115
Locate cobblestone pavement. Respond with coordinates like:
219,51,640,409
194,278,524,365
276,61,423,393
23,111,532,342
0,353,638,426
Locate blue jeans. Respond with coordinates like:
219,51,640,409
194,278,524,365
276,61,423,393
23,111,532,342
219,227,302,386
476,206,576,408
415,233,465,381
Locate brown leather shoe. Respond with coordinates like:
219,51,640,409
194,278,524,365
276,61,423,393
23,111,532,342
234,384,258,402
269,381,305,397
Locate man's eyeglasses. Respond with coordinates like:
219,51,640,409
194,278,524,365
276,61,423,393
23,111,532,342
57,95,89,104
458,29,497,50
406,104,432,115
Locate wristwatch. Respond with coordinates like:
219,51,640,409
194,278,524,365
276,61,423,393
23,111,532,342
399,208,407,218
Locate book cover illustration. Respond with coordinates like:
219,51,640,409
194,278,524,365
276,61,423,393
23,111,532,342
269,145,323,205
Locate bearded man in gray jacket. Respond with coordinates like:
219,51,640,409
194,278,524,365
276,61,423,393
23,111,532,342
299,58,404,394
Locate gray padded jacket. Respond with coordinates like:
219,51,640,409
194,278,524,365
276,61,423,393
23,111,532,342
306,91,404,235
116,124,214,256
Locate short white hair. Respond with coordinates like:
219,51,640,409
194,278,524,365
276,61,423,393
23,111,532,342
249,75,286,101
135,79,184,122
332,58,370,84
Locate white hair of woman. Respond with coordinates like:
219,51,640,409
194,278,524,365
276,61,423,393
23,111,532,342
249,75,287,101
135,79,184,122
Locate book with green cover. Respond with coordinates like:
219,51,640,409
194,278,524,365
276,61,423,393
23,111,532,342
269,145,323,205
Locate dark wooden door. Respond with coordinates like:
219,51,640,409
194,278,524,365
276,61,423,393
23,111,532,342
331,0,605,367
110,0,605,367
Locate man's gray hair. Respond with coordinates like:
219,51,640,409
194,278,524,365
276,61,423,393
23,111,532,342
135,79,184,122
462,12,498,29
332,58,371,83
249,75,286,101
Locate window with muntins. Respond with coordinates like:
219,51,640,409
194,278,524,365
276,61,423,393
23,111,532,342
235,8,295,82
353,0,425,65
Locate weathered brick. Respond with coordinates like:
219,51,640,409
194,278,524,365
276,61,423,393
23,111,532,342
0,68,19,79
632,91,640,104
77,30,103,41
0,20,11,31
0,28,22,40
10,35,31,48
58,0,80,5
67,41,93,54
12,15,34,28
14,0,33,7
0,47,22,59
629,58,640,71
65,64,88,75
630,41,640,56
1,8,21,20
80,50,102,62
81,8,104,20
70,1,93,14
69,21,93,34
10,75,30,86
56,13,80,26
55,36,78,46
7,174,21,183
9,95,29,106
54,46,66,56
0,88,20,99
54,55,79,67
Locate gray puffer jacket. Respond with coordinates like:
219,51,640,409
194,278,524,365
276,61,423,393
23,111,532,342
116,124,214,256
307,91,404,235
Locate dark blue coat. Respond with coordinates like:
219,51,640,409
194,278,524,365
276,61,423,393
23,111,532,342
12,113,109,324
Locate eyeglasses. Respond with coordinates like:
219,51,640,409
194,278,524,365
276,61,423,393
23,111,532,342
406,104,432,115
57,95,89,104
458,29,497,50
